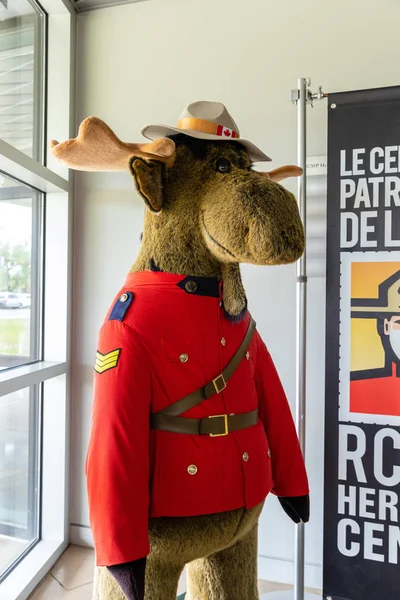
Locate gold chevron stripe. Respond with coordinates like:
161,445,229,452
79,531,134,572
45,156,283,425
95,362,118,372
95,355,118,367
95,348,121,374
96,349,120,360
94,363,117,375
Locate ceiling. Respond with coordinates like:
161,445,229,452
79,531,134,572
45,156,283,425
73,0,148,12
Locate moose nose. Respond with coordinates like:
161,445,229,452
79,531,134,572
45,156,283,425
248,221,266,258
248,220,304,263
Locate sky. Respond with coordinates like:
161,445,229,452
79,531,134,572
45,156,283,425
0,200,32,247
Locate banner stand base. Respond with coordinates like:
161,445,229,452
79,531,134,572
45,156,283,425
260,592,319,600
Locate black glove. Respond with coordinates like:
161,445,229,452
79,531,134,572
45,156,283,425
108,558,146,600
278,494,310,524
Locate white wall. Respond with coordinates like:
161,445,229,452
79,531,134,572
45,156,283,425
71,0,400,588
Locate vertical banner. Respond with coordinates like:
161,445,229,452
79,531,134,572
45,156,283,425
324,87,400,600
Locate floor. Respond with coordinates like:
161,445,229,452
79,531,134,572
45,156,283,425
27,545,322,599
0,535,30,575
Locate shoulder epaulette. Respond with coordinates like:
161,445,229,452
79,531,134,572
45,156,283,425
108,292,134,322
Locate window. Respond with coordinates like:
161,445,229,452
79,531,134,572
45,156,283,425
0,1,45,160
0,177,43,370
0,385,40,579
0,1,75,599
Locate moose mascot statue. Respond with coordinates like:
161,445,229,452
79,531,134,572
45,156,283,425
52,101,310,600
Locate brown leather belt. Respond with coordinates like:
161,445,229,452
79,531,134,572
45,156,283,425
151,318,258,436
151,409,259,437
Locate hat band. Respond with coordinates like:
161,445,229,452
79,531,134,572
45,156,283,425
177,118,239,139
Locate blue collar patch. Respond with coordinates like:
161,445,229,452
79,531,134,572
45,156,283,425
177,276,220,298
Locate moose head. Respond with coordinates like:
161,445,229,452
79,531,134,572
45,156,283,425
51,115,304,318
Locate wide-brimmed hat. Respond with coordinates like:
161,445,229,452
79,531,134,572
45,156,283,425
141,101,271,163
351,270,400,316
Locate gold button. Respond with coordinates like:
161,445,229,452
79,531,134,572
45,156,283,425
246,351,250,360
179,353,189,363
188,464,197,475
120,293,129,302
221,337,226,347
185,280,198,293
242,452,249,462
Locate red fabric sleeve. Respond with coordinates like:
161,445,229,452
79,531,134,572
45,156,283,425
86,320,151,566
254,331,309,497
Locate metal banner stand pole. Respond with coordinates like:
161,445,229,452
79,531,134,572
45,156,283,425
261,78,326,600
294,75,308,600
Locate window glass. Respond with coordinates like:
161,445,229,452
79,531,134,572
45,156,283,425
0,1,45,160
0,174,43,370
0,385,40,579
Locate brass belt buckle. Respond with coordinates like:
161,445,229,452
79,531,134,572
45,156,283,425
209,414,229,437
212,373,227,394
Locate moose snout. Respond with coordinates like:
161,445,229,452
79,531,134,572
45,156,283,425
248,219,305,265
239,179,304,265
201,173,305,266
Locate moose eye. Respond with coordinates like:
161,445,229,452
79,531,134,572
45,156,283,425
216,158,231,173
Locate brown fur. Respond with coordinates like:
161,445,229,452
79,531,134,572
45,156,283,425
130,140,304,317
220,263,248,318
93,503,263,600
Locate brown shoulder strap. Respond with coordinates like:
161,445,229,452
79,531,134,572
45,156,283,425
157,318,256,417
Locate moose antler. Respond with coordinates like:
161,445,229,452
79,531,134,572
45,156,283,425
260,165,303,182
50,117,176,171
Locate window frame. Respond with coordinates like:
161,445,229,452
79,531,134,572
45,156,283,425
0,1,76,598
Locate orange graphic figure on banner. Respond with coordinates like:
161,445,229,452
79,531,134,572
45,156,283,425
350,269,400,416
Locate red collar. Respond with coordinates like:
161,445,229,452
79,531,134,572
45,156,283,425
126,271,185,287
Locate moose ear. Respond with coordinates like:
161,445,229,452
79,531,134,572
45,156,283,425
130,158,165,213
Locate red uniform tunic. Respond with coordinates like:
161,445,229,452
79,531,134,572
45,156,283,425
350,363,400,416
86,271,309,566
